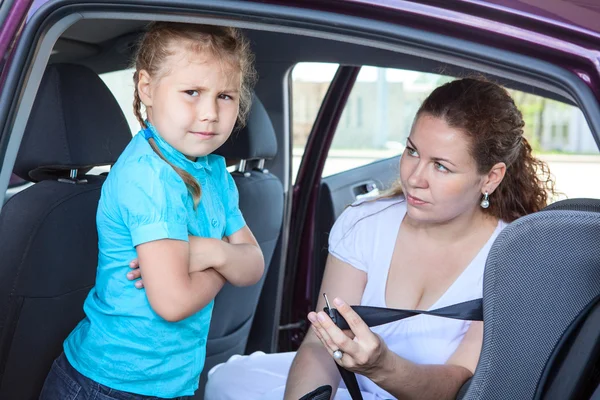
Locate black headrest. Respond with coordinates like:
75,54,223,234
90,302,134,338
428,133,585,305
215,94,277,161
14,64,131,182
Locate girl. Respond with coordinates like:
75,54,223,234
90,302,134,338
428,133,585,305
40,22,264,400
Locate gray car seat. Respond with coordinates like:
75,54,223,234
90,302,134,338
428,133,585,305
198,95,284,399
0,63,131,399
460,198,600,400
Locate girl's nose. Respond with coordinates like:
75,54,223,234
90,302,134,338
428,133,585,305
199,98,218,122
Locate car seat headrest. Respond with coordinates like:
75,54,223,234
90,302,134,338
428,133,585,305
14,63,131,182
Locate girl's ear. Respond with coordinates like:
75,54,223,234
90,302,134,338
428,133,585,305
137,70,153,107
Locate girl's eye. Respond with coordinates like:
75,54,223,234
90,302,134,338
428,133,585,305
406,147,419,157
434,162,449,172
184,90,199,97
219,94,233,101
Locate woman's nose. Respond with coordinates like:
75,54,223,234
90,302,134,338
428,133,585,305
407,161,428,188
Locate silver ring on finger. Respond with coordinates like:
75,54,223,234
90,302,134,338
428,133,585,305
333,350,343,360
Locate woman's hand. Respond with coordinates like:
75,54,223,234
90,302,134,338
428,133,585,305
307,297,393,380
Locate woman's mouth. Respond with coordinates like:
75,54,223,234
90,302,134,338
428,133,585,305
407,193,428,206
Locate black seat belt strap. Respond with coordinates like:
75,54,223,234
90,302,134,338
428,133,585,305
322,299,483,400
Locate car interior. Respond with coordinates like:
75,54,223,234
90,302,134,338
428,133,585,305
2,2,600,399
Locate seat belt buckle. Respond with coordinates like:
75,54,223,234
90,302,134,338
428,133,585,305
323,293,339,325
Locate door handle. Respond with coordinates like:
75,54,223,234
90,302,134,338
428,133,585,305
354,181,379,201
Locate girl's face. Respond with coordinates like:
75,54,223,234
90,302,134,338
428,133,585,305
399,114,502,224
138,42,241,159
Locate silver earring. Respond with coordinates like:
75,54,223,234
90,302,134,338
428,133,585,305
480,192,490,209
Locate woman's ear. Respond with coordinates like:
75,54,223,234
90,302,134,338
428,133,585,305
137,70,153,107
483,162,507,195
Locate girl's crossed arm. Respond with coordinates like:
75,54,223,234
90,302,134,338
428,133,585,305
188,226,264,287
134,227,263,322
136,239,225,322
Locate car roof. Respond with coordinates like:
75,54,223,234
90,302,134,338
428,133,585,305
335,0,600,38
230,0,600,48
465,0,600,36
28,0,600,39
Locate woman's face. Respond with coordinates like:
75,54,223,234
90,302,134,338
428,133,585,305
400,114,487,224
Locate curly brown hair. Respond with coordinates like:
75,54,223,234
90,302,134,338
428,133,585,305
131,22,256,208
384,77,557,222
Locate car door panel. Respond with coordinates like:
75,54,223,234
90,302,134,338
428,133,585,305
310,156,399,305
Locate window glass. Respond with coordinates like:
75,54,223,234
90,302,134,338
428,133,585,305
324,67,453,178
291,63,338,182
100,68,139,135
292,63,600,199
510,90,599,198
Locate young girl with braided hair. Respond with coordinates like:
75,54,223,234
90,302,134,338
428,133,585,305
41,22,263,400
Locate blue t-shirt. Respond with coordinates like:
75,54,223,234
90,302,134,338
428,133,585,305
63,123,246,398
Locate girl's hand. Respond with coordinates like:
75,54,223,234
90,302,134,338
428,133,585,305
307,297,391,379
127,259,144,289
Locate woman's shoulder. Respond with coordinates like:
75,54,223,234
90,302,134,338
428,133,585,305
340,195,406,223
328,195,405,272
332,195,406,238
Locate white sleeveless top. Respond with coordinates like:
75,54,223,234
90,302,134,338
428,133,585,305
328,197,506,399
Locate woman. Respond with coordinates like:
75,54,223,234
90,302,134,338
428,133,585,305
204,77,556,400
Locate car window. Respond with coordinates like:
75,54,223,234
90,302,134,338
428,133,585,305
325,66,453,178
291,63,338,182
99,68,139,135
292,63,600,200
510,90,598,200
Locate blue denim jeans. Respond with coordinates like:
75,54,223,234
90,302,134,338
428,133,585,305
39,352,190,400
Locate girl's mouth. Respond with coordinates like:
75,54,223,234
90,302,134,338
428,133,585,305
191,131,217,139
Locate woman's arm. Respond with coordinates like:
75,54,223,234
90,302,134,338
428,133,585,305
283,255,367,400
136,239,226,322
373,321,481,399
311,299,482,400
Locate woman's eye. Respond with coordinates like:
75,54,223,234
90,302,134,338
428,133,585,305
434,162,449,172
406,147,419,157
184,90,199,97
